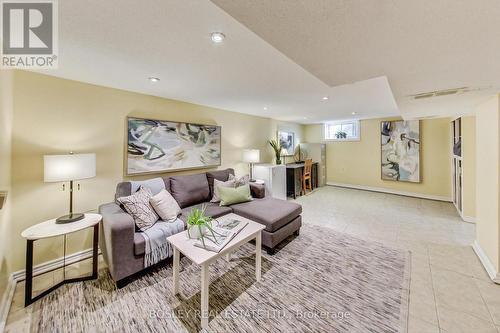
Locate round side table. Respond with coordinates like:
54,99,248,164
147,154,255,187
21,213,102,307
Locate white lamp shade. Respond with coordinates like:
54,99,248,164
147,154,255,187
44,153,96,182
242,149,260,163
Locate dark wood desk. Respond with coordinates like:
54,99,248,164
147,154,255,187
286,162,318,199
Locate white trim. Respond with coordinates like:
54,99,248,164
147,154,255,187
0,275,16,333
324,120,361,141
324,138,361,142
327,182,452,202
11,248,98,282
452,155,465,219
472,240,500,284
462,216,476,223
460,212,476,224
0,247,99,332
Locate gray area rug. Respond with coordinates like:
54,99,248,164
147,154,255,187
32,224,410,333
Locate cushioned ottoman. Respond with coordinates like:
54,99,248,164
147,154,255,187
231,198,302,253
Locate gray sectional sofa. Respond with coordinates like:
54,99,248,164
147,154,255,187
99,168,302,286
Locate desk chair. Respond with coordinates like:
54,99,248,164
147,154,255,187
302,159,313,194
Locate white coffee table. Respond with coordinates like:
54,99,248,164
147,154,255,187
167,213,265,329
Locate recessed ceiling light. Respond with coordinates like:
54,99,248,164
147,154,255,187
352,112,356,115
263,106,268,110
322,96,329,101
148,77,160,82
210,32,225,43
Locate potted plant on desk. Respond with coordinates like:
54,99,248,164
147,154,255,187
269,139,283,165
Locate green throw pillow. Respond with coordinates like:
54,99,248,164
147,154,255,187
218,184,252,206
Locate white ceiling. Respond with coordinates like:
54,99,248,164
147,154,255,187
34,0,500,123
211,0,500,119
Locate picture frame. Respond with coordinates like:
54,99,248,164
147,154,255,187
380,120,421,183
278,130,295,156
125,116,222,176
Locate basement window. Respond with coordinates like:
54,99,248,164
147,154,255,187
324,120,360,141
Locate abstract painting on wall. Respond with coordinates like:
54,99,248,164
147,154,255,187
278,131,295,156
381,120,420,183
126,117,221,175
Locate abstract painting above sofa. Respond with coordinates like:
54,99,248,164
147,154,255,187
126,117,221,175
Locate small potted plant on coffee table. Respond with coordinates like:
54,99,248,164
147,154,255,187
186,204,220,248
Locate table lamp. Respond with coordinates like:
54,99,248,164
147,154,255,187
44,153,96,224
242,149,260,181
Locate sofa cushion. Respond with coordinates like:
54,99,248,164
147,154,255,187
206,168,235,196
115,177,170,200
131,178,166,195
134,233,146,256
169,173,210,208
262,215,302,249
133,219,185,256
179,202,233,223
115,182,132,200
230,198,302,232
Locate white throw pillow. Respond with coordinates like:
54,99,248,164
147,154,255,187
229,174,250,187
117,186,159,231
150,189,181,221
211,179,236,203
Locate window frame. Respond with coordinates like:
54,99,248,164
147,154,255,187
324,120,361,141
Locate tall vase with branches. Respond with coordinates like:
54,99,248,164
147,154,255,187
269,139,283,165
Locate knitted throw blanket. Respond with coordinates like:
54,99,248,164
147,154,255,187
142,219,184,268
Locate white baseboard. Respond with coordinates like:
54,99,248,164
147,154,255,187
472,240,500,284
327,182,453,202
461,215,476,224
11,248,98,282
0,247,98,332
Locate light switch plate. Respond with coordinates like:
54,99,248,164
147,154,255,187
0,191,7,210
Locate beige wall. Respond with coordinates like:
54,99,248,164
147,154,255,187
475,95,500,271
7,71,303,273
0,70,13,304
304,117,452,198
462,116,476,218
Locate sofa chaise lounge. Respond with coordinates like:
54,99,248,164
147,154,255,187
99,168,302,285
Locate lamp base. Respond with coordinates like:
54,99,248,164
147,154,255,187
56,213,84,224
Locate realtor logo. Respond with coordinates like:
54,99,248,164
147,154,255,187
1,0,58,68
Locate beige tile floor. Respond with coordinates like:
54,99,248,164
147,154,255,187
294,186,498,333
4,186,498,332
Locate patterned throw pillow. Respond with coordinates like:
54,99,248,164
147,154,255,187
228,174,250,187
211,179,236,203
117,186,159,231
